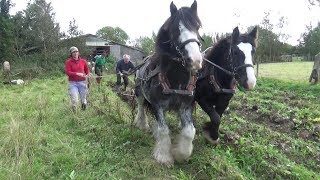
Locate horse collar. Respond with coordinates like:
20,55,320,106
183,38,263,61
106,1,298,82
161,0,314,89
159,72,196,96
209,74,236,94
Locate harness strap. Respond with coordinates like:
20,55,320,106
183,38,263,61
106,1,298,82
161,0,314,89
209,75,235,94
159,73,196,96
162,89,194,96
177,39,200,50
145,65,162,81
234,63,254,72
187,75,197,92
159,73,170,90
209,75,221,91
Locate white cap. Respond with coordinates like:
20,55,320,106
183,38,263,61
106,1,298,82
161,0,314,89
69,46,79,53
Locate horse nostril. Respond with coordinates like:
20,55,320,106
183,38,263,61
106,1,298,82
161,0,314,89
196,60,202,69
247,80,256,90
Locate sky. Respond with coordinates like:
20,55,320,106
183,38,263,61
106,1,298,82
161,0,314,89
10,0,320,46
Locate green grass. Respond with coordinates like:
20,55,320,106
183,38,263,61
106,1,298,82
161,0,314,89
0,62,319,179
256,61,314,82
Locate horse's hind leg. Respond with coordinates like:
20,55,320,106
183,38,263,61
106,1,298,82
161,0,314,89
134,96,149,130
172,106,195,162
153,107,173,166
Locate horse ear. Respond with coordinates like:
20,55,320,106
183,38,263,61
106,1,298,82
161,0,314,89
170,1,178,15
191,0,197,12
232,26,240,44
249,26,258,39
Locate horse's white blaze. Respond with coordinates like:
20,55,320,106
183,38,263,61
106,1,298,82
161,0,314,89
171,124,195,162
178,22,202,70
237,42,256,89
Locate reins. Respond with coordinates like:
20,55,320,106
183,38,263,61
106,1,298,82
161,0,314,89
202,57,234,76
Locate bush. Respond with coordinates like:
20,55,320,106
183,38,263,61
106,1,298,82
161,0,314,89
105,55,116,73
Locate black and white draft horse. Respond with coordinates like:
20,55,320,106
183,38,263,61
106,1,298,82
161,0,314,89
134,1,203,166
195,26,258,144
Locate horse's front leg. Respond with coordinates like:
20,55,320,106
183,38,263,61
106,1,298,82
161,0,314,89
172,106,195,162
198,99,220,145
134,95,149,131
153,107,173,166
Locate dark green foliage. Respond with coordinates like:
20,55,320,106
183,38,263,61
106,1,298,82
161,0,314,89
0,0,10,17
253,26,294,63
299,22,320,59
23,0,61,52
66,18,83,38
105,55,116,73
96,26,129,44
0,0,14,62
133,34,155,55
201,33,213,51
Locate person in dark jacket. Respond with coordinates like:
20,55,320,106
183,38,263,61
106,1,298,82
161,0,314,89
116,54,135,90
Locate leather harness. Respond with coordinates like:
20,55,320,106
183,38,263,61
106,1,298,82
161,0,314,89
140,64,196,96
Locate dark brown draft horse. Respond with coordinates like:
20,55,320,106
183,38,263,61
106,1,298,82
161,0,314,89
195,26,258,144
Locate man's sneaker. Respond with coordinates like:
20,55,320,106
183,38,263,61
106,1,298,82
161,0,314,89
81,103,86,110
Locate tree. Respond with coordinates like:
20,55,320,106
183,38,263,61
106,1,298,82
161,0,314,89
11,11,26,58
255,12,293,63
133,32,156,55
201,33,213,51
299,22,320,59
0,0,10,17
96,26,129,44
308,0,320,6
23,0,60,56
67,18,83,38
0,0,14,62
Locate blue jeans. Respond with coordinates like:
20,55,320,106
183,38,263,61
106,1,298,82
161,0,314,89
68,81,88,107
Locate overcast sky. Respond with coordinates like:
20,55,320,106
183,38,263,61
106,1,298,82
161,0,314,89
10,0,320,45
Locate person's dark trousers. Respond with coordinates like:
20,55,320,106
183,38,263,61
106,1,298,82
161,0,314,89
95,66,102,84
123,75,129,90
116,74,122,85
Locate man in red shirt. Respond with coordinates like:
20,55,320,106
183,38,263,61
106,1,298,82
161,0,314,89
65,46,90,112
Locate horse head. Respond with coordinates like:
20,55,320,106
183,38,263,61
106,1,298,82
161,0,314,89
157,0,203,73
229,26,258,90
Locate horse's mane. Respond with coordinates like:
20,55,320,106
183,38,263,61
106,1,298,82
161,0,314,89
205,36,231,64
205,31,256,65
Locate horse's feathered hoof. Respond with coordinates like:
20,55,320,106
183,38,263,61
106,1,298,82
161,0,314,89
135,123,150,132
134,118,150,132
153,151,174,167
203,130,220,145
171,145,192,162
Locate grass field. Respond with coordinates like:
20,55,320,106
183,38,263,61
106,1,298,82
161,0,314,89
0,61,319,179
256,61,314,82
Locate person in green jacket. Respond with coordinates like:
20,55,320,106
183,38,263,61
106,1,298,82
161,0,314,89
94,51,107,84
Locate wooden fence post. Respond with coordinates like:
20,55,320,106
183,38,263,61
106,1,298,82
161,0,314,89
256,57,259,78
309,53,320,84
